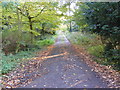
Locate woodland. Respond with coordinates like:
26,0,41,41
1,1,120,77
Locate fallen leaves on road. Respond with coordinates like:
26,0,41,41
73,44,120,88
2,45,53,88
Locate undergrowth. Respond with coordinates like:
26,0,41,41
66,32,113,67
35,38,55,48
1,35,56,75
1,49,36,75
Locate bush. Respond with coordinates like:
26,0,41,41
104,49,120,70
35,39,54,47
73,2,120,70
77,35,91,46
1,50,36,74
88,45,104,58
2,30,32,55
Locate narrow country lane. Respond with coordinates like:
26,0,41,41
21,32,108,88
3,2,119,89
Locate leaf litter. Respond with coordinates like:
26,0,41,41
73,44,120,88
2,45,53,88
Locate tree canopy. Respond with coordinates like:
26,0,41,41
73,2,120,69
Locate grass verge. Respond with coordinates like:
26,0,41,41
1,49,37,75
66,32,107,65
1,35,56,75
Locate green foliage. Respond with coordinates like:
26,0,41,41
73,2,120,70
67,32,104,58
35,39,54,47
1,2,64,54
73,3,88,31
104,49,120,70
66,32,120,68
2,30,32,54
88,45,104,58
1,2,67,75
1,50,36,74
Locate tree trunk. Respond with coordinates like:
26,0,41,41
28,17,34,43
16,8,21,53
41,23,45,35
69,2,72,32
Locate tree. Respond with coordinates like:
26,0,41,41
2,1,67,54
74,2,120,69
16,2,64,42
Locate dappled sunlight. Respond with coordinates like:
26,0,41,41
33,52,69,60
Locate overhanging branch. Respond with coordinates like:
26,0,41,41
17,7,27,17
31,7,46,18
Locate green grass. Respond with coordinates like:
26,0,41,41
1,50,37,75
35,34,56,48
88,45,104,58
1,38,55,75
1,35,56,75
35,39,54,47
66,32,120,68
66,32,106,63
